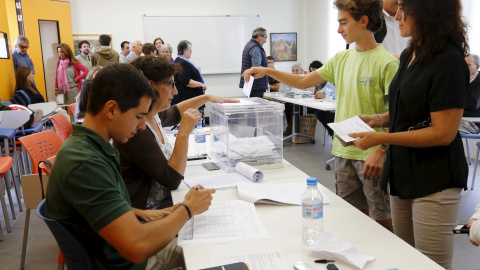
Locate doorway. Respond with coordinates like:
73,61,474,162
38,20,59,102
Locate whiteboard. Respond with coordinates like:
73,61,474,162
144,15,260,74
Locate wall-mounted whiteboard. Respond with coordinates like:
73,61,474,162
144,14,259,74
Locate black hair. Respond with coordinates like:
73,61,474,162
78,40,90,50
98,35,112,46
309,60,323,70
86,64,155,116
121,41,129,49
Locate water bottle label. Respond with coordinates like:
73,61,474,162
302,202,323,219
195,134,206,143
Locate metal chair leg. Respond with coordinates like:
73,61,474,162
3,171,16,218
465,138,471,165
20,208,31,270
0,176,12,233
9,168,23,212
471,146,480,190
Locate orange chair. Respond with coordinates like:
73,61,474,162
0,157,14,242
68,103,77,119
49,114,72,141
18,130,62,174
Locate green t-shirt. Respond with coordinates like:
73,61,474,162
45,124,146,270
317,45,399,161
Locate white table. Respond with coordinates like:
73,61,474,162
28,102,58,124
172,160,443,270
264,93,335,144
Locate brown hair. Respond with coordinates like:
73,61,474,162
56,43,77,63
401,0,469,62
130,56,182,99
142,43,156,56
15,67,38,95
334,0,384,33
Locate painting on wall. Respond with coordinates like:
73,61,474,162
72,34,111,56
0,32,10,59
270,32,297,62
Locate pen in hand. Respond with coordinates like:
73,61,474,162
314,259,335,264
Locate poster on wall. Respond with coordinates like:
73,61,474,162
0,32,9,59
270,32,297,62
72,34,112,56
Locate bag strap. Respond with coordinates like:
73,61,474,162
38,159,53,199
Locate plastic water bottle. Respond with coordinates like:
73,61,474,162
302,177,324,245
194,122,206,157
325,84,333,102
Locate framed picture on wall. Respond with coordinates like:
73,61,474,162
270,32,297,62
72,34,112,56
0,31,10,59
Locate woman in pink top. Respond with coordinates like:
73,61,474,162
55,43,88,104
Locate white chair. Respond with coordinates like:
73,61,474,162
20,174,48,269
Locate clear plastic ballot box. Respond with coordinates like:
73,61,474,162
207,98,285,172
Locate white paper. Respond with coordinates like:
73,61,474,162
219,98,259,106
212,251,288,270
177,200,269,246
242,76,254,97
327,116,375,143
56,93,65,104
305,231,376,269
184,162,263,189
237,182,331,205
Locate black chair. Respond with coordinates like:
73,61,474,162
36,199,95,270
9,90,31,106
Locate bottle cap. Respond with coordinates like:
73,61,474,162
307,177,318,186
196,122,202,127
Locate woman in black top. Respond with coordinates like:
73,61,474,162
349,0,469,269
15,66,45,104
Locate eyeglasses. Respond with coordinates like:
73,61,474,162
468,64,478,67
161,80,176,89
19,45,28,49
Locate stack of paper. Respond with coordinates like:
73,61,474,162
328,115,375,147
213,135,282,167
306,232,376,269
177,200,269,246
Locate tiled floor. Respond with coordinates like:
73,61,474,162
1,125,480,269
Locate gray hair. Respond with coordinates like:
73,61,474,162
469,54,480,66
177,40,192,55
14,35,29,47
292,63,303,72
160,44,172,53
130,40,141,48
252,27,267,39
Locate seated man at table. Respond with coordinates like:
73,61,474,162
459,54,480,134
284,63,305,136
45,63,215,270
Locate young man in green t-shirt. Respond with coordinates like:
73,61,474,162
243,0,398,232
46,64,215,269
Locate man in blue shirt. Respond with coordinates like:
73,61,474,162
239,27,269,98
12,35,35,78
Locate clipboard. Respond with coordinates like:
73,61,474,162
200,262,249,270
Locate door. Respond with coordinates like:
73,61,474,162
38,20,60,101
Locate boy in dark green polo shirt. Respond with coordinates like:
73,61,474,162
45,64,215,270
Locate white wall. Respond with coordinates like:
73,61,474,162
68,0,479,97
68,0,323,98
